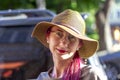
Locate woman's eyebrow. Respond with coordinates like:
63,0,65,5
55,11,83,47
52,28,63,32
57,29,63,32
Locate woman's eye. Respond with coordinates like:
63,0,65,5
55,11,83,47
55,31,63,37
68,35,76,41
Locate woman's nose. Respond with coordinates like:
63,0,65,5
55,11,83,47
59,36,69,47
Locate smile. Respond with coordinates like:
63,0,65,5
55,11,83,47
56,49,67,54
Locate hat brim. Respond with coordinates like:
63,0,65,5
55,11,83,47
32,21,99,58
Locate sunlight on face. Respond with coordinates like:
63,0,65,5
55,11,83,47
61,52,74,59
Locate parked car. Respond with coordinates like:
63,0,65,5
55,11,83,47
0,9,108,80
99,50,120,80
0,9,55,80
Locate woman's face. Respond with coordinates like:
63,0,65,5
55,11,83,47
47,26,82,60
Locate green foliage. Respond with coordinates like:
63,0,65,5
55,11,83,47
86,26,99,40
0,0,36,10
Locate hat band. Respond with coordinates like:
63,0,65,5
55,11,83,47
53,22,80,34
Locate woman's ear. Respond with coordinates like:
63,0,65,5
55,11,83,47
46,27,52,44
78,39,83,49
46,35,49,44
77,45,81,51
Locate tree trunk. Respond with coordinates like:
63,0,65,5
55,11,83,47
36,0,46,9
95,0,113,51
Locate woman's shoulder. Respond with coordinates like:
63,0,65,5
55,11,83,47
36,70,61,80
36,72,50,80
81,64,101,80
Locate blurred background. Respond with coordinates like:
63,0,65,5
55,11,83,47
0,0,120,80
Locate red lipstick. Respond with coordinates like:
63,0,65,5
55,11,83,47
57,49,66,54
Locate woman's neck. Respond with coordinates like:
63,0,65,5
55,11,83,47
52,58,73,78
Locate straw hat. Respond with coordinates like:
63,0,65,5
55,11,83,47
31,9,99,58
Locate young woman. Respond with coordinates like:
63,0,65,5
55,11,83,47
32,9,100,80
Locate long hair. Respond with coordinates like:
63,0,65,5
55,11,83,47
62,52,82,80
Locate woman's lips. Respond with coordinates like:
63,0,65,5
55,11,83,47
56,49,67,54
